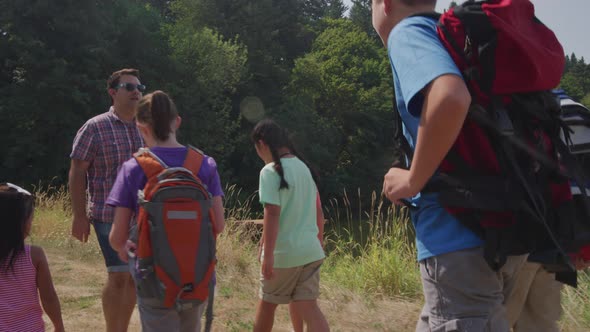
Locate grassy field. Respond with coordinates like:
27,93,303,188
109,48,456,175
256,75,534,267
29,187,590,331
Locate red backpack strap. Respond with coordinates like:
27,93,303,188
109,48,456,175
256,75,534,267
183,145,204,177
134,148,167,188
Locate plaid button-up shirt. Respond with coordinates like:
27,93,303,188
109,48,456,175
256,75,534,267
70,107,143,222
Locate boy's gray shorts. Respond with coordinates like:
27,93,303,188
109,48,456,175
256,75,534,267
416,247,527,332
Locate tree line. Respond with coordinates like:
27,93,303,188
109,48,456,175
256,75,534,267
1,0,588,204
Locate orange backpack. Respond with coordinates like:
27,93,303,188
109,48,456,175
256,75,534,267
132,146,217,316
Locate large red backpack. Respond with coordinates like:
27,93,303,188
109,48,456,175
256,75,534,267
394,0,590,286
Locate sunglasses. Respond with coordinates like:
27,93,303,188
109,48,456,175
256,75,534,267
3,183,32,196
114,82,146,92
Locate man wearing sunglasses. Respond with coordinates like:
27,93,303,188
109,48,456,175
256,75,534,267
69,68,144,332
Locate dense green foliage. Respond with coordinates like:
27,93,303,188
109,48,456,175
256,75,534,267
561,54,590,105
2,0,589,204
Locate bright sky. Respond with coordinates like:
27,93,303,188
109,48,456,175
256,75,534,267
344,0,589,61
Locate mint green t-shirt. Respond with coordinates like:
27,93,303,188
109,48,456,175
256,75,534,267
258,157,325,268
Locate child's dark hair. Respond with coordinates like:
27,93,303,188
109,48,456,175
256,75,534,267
0,183,35,272
136,90,179,141
251,119,319,190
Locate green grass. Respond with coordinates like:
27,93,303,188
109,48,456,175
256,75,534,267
29,185,102,261
323,190,421,298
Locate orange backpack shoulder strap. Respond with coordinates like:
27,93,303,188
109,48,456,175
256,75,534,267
183,145,204,177
134,148,167,184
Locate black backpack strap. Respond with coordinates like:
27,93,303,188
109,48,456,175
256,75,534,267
204,281,214,332
392,100,413,169
469,103,579,272
409,11,441,21
556,271,577,288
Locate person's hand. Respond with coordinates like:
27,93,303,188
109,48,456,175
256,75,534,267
119,240,136,263
382,167,418,204
71,215,91,242
261,254,274,280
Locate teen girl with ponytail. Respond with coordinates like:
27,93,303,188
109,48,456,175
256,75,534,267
107,90,225,331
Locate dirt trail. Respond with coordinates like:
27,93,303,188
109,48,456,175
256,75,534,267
44,248,422,331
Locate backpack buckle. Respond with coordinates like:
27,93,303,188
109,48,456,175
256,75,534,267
182,283,194,292
173,283,196,312
494,108,514,136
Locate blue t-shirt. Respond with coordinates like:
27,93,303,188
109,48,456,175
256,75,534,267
388,16,483,261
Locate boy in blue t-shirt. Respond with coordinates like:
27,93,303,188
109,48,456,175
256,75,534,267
371,0,527,330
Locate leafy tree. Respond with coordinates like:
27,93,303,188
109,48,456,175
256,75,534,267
302,0,348,21
349,0,379,41
571,53,579,66
0,0,169,186
143,0,172,19
564,54,572,73
165,8,248,180
326,0,348,19
561,72,587,101
168,0,323,192
170,0,311,103
285,19,394,198
561,53,590,101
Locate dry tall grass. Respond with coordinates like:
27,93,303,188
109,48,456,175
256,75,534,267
27,185,590,331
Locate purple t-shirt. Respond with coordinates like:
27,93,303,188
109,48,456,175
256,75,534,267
106,146,223,213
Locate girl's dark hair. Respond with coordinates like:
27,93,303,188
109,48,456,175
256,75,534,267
251,119,319,190
0,184,35,272
136,90,178,141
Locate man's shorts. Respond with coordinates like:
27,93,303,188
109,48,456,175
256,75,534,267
259,259,323,304
92,219,129,273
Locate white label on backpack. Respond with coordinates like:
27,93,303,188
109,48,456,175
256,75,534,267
571,187,590,196
167,211,198,220
495,108,514,136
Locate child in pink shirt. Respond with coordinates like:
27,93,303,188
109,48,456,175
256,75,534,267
0,183,64,332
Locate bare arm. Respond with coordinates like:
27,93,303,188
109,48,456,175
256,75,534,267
69,159,91,242
31,246,65,332
211,196,225,234
383,74,471,202
316,192,324,248
409,74,471,191
262,203,281,280
109,207,133,261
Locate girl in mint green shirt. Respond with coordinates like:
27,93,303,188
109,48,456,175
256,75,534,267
251,119,329,332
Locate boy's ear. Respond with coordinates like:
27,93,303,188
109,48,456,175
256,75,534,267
384,0,393,16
